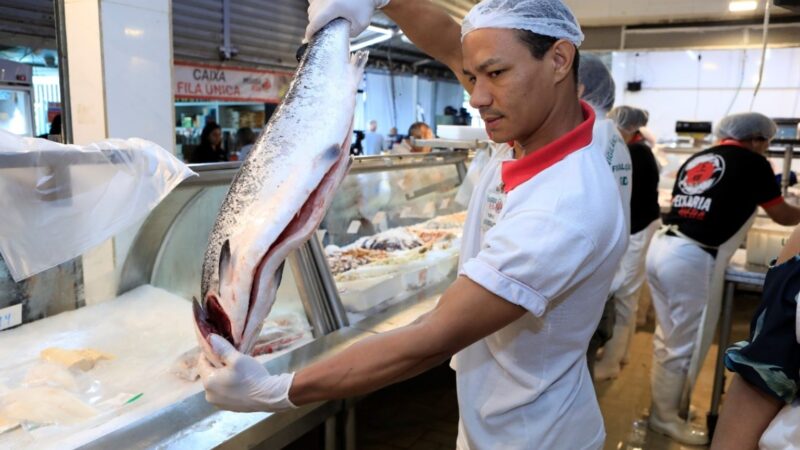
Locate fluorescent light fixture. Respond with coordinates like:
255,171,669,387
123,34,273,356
124,27,144,37
729,1,757,12
351,34,394,51
366,25,393,35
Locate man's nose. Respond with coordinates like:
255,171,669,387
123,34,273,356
470,79,492,109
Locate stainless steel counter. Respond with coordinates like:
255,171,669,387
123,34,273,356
77,282,445,450
79,327,364,450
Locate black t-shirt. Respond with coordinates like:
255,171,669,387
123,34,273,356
664,144,781,247
190,144,227,163
629,141,661,234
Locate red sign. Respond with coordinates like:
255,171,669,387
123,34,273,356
174,61,293,103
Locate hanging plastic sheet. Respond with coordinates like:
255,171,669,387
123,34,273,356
0,130,195,281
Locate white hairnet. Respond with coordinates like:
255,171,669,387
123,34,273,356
461,0,584,46
715,112,777,141
579,54,615,115
608,106,649,134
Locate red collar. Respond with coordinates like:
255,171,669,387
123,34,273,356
719,139,748,149
501,101,595,193
630,133,645,144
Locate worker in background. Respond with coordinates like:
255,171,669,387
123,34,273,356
393,121,434,154
235,127,256,161
385,126,401,149
577,53,633,376
594,106,660,381
363,119,384,155
38,113,61,141
646,112,800,445
199,0,629,447
711,223,800,450
190,122,226,163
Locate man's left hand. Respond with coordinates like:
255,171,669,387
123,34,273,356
198,334,296,413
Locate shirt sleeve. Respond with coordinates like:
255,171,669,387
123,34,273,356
460,209,597,317
753,155,783,207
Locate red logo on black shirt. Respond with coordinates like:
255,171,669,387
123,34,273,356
678,154,726,195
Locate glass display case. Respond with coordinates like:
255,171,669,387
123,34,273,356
320,152,469,323
0,160,343,449
0,151,471,449
175,102,277,161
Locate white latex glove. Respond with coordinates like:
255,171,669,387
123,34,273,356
198,334,297,413
305,0,391,41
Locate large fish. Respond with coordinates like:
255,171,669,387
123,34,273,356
193,19,367,365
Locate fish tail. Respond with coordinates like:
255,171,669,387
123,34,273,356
349,50,369,84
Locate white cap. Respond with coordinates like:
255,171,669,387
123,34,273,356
461,0,584,46
716,112,777,141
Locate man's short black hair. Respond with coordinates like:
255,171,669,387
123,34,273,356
515,30,580,84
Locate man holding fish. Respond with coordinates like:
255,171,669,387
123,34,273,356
199,0,628,447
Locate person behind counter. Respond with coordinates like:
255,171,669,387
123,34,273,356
363,119,384,155
593,106,660,381
645,112,800,445
393,122,434,154
577,53,633,378
190,123,226,163
235,127,256,161
711,224,800,450
199,0,630,448
385,126,401,149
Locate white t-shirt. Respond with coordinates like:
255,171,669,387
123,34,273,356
452,102,629,450
600,118,632,235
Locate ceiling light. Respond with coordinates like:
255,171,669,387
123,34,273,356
351,34,394,51
729,1,758,12
124,27,144,37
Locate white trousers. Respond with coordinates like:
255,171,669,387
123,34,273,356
646,233,714,373
610,220,660,328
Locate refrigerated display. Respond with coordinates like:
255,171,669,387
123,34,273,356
0,59,35,137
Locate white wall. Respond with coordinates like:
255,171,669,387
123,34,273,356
64,0,174,305
355,71,465,137
101,0,175,150
611,47,800,140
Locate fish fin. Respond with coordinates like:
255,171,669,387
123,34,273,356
218,239,231,285
295,43,309,63
349,50,369,80
192,297,210,339
275,261,285,285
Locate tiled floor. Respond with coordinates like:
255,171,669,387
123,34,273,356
291,289,761,449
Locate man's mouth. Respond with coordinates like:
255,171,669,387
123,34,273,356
484,116,504,129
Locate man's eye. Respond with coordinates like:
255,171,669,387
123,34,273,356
468,76,477,84
489,70,504,78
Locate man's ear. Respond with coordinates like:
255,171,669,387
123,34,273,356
551,39,576,85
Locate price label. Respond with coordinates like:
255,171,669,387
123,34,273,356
439,198,451,210
347,220,361,234
422,201,436,218
372,211,388,231
400,207,413,218
0,304,22,331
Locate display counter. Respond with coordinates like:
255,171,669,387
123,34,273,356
0,152,469,449
320,151,469,323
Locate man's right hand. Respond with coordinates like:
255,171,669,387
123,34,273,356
306,0,391,41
